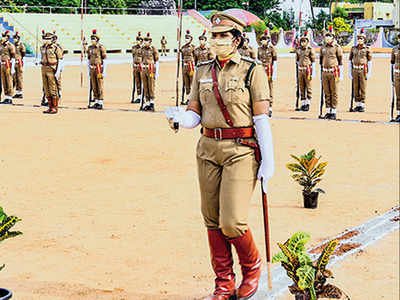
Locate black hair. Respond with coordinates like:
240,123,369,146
231,29,244,48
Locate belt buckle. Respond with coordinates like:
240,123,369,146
214,128,222,141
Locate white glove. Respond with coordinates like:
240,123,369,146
339,65,344,81
11,58,15,75
102,60,107,78
312,62,316,78
272,61,277,81
55,59,63,80
348,62,353,80
165,106,201,129
253,114,275,193
366,61,372,80
155,61,160,80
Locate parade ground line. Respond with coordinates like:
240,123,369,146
254,206,399,300
3,102,399,126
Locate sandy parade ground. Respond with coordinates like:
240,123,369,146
0,55,398,299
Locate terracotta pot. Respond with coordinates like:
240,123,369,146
0,288,12,300
303,191,319,209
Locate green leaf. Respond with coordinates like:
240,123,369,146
296,265,315,290
272,251,289,263
316,239,339,271
287,232,311,254
309,285,317,300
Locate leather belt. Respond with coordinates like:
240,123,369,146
41,62,57,66
394,68,400,74
322,67,337,72
298,66,310,71
352,65,365,70
202,127,254,141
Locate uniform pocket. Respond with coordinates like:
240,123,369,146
225,77,246,103
199,80,213,105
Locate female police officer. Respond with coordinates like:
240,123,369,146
166,12,274,300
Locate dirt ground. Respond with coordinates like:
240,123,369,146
0,56,398,299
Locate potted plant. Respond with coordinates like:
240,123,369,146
272,232,349,300
0,206,22,300
286,149,327,209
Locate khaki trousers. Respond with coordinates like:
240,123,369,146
322,72,339,109
299,70,312,100
133,67,142,95
41,65,58,98
394,73,400,110
1,63,13,96
141,69,155,100
352,69,367,103
183,68,194,96
12,62,23,91
90,68,104,100
196,136,258,238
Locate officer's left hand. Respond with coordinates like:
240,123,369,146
102,72,106,78
155,72,159,80
11,68,15,75
366,72,371,80
55,70,61,80
272,72,277,81
257,162,273,194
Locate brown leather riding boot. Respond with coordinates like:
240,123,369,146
229,229,261,299
50,96,59,114
43,97,53,114
205,229,236,300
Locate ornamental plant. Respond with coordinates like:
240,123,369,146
0,206,22,271
272,232,349,300
286,149,327,195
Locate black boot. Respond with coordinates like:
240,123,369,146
395,115,400,123
147,103,155,112
303,104,310,111
13,94,23,99
329,113,337,120
323,113,331,119
358,106,365,112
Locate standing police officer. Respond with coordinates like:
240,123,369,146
349,28,372,112
0,30,16,104
181,30,195,105
166,12,274,300
391,32,400,122
194,30,214,66
131,31,143,104
12,31,25,99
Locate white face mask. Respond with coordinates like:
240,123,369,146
200,39,206,46
91,39,97,45
185,38,191,44
43,39,51,45
210,37,235,59
357,38,364,45
144,41,150,47
261,39,269,46
325,36,333,44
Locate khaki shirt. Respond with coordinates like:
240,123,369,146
295,45,315,67
349,45,372,66
40,43,63,66
189,52,269,129
141,45,159,65
181,43,195,63
0,41,16,61
257,44,277,66
238,46,256,59
161,38,167,46
14,41,26,60
194,45,213,65
87,43,106,65
319,42,343,68
132,44,143,64
391,46,400,68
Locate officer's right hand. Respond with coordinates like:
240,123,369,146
348,73,352,80
165,106,182,131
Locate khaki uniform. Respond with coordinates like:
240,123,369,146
238,45,256,59
87,43,106,100
320,42,343,109
257,44,277,105
160,37,167,56
181,43,195,96
132,44,143,96
140,45,159,100
189,53,269,238
193,45,213,66
13,40,25,94
296,45,315,100
40,43,63,98
0,41,16,98
391,46,400,111
349,45,372,104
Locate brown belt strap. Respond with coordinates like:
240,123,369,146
211,63,234,127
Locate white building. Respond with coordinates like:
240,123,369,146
394,0,399,28
278,0,329,26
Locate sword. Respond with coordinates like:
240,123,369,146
318,68,324,118
131,68,136,102
349,63,354,112
261,183,272,290
173,0,183,132
295,62,300,111
390,65,395,122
